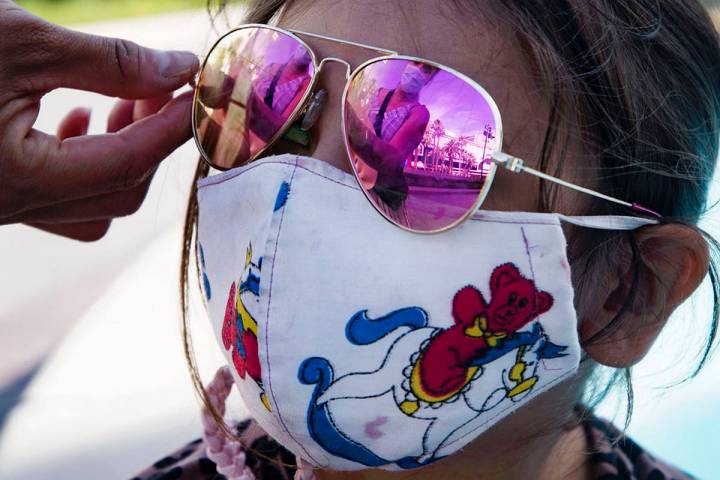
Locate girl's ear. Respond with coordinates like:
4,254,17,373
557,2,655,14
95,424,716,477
580,223,709,368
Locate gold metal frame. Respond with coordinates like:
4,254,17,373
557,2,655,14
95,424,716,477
192,24,322,174
192,24,660,235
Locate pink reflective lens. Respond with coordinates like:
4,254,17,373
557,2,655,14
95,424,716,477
344,58,501,232
194,27,315,170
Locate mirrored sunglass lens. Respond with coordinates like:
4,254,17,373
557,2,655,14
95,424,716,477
194,27,314,169
344,59,500,232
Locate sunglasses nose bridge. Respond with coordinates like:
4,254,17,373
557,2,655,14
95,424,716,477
317,57,352,80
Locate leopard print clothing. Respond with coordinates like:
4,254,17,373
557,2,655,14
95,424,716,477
131,419,295,480
580,414,695,480
132,413,696,480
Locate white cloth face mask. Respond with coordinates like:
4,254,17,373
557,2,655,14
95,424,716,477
196,154,656,472
398,64,428,95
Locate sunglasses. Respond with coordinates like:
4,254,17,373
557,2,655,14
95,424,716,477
192,24,661,233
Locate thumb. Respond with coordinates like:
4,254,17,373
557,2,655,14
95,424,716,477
23,20,199,98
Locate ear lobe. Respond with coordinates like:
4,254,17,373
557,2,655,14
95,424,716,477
642,225,710,308
581,223,709,368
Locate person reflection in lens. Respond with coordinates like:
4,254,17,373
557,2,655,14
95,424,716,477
247,45,313,142
195,43,312,168
348,62,437,223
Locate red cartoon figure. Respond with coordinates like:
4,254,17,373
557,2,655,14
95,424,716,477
399,263,553,415
221,244,271,411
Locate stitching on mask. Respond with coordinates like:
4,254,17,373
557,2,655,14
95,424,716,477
199,163,566,229
521,226,549,367
198,159,295,188
262,158,323,466
521,226,538,282
438,367,577,452
198,160,359,191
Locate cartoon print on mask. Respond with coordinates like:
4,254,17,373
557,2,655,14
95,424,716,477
199,244,212,301
222,243,272,412
298,263,568,468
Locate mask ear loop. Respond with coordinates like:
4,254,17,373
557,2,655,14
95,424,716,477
202,366,317,480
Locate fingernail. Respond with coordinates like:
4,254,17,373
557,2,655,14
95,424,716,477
155,50,200,80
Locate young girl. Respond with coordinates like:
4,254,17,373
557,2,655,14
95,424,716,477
135,1,720,479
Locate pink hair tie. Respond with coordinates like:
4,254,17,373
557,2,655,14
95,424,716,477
294,457,317,480
201,367,316,480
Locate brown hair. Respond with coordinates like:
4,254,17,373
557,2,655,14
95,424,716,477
182,0,720,462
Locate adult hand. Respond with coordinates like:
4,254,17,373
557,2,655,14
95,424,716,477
0,1,200,241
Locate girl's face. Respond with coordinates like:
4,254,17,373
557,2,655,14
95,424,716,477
195,2,713,477
276,0,586,218
267,1,591,478
398,63,434,95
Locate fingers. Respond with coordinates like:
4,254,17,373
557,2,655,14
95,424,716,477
46,26,199,98
5,95,175,224
10,91,193,216
1,6,199,98
7,177,153,224
107,99,135,133
57,107,91,140
26,220,112,242
106,94,171,133
0,4,198,238
133,94,174,121
68,95,171,142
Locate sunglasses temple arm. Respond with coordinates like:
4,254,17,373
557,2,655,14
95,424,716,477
491,152,662,219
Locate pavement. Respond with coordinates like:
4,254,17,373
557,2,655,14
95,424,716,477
0,7,719,479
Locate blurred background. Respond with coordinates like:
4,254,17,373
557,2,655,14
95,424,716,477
17,0,207,24
0,1,719,479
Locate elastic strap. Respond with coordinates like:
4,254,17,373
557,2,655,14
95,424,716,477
202,366,316,480
559,214,659,230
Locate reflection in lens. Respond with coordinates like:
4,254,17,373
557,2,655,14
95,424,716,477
194,27,314,169
344,59,500,232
